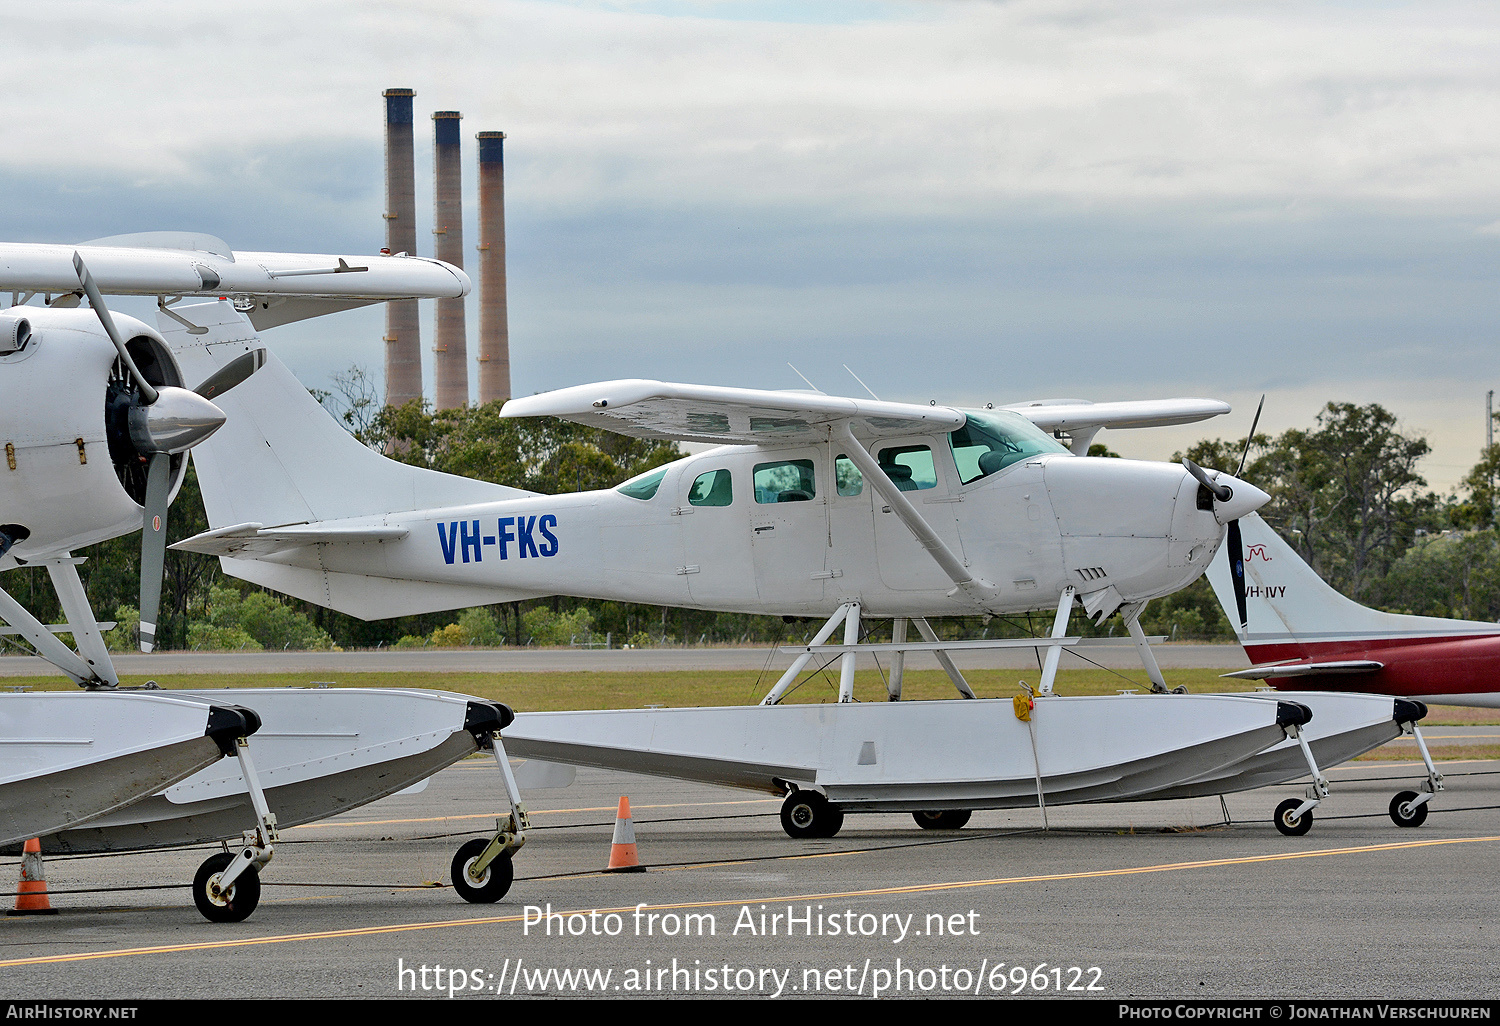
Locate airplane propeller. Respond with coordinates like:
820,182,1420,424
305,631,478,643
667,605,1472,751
74,253,265,652
1182,395,1265,635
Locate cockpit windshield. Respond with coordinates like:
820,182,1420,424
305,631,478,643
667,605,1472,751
617,466,669,500
948,410,1071,484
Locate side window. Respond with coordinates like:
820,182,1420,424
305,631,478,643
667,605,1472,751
876,445,937,492
688,468,733,507
753,460,816,503
835,455,863,497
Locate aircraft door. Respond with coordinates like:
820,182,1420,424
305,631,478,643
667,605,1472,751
868,438,969,592
674,459,759,608
748,452,828,608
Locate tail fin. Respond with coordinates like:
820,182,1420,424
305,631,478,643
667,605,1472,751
155,301,540,619
1206,512,1495,661
158,300,529,529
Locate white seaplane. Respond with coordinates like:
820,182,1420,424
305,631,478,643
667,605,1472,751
142,296,1423,839
0,236,528,919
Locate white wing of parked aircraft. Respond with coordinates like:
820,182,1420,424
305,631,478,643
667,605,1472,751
503,378,1230,455
0,231,469,328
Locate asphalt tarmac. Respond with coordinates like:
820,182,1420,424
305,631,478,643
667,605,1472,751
2,746,1496,1001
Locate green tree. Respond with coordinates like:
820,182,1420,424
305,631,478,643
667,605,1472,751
361,399,680,494
1450,435,1500,531
1183,403,1438,601
1369,530,1500,621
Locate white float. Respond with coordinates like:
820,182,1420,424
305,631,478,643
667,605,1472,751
0,691,255,848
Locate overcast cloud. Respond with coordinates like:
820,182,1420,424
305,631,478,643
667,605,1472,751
4,0,1498,488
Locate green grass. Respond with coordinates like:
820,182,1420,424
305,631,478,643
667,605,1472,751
4,667,1491,724
0,667,1265,711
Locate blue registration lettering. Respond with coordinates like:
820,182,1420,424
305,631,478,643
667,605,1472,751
437,522,460,565
460,520,483,563
516,516,539,559
538,514,559,557
497,517,516,560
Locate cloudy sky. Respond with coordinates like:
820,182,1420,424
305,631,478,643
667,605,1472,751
5,0,1499,490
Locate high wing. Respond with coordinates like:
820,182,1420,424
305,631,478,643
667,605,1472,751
0,232,469,329
501,379,1232,449
1003,397,1233,432
499,379,967,444
1002,397,1232,454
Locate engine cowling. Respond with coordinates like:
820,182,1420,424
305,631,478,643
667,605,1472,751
0,307,189,565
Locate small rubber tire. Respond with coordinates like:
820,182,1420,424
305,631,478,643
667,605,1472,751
912,810,972,831
451,839,514,903
781,790,842,839
1274,798,1313,837
820,804,845,838
1389,790,1428,828
193,852,261,923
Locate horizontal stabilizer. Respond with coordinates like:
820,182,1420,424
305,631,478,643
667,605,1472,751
173,522,410,558
1222,660,1385,680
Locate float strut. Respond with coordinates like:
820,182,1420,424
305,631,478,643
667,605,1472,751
1121,601,1171,695
837,602,861,703
1037,586,1076,696
886,618,907,701
914,618,976,699
761,604,852,705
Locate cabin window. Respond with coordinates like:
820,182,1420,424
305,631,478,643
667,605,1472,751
688,468,733,507
948,410,1070,484
876,445,937,491
753,460,816,503
617,466,668,500
835,455,863,497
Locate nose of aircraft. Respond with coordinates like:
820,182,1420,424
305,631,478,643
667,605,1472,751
1181,459,1271,525
1204,471,1270,524
1042,454,1273,607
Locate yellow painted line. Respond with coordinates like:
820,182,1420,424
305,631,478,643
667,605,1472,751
291,798,779,830
4,833,1496,968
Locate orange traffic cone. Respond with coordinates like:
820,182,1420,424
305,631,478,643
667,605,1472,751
10,838,58,916
605,796,646,873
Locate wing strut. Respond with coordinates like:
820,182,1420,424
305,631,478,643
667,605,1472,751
835,424,998,610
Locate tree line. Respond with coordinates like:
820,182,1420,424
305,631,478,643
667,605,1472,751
7,383,1496,655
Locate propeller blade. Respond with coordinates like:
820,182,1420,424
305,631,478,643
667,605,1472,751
1227,516,1248,633
138,452,171,653
194,349,267,401
1182,458,1232,502
1235,394,1265,477
72,252,159,405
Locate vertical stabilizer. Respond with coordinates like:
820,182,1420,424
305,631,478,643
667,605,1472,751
156,301,531,531
1206,513,1498,661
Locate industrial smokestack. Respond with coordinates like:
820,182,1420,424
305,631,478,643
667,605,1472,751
382,88,422,408
431,110,469,411
475,131,510,407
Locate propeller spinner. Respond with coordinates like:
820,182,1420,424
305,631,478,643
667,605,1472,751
1182,395,1267,635
75,252,264,652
